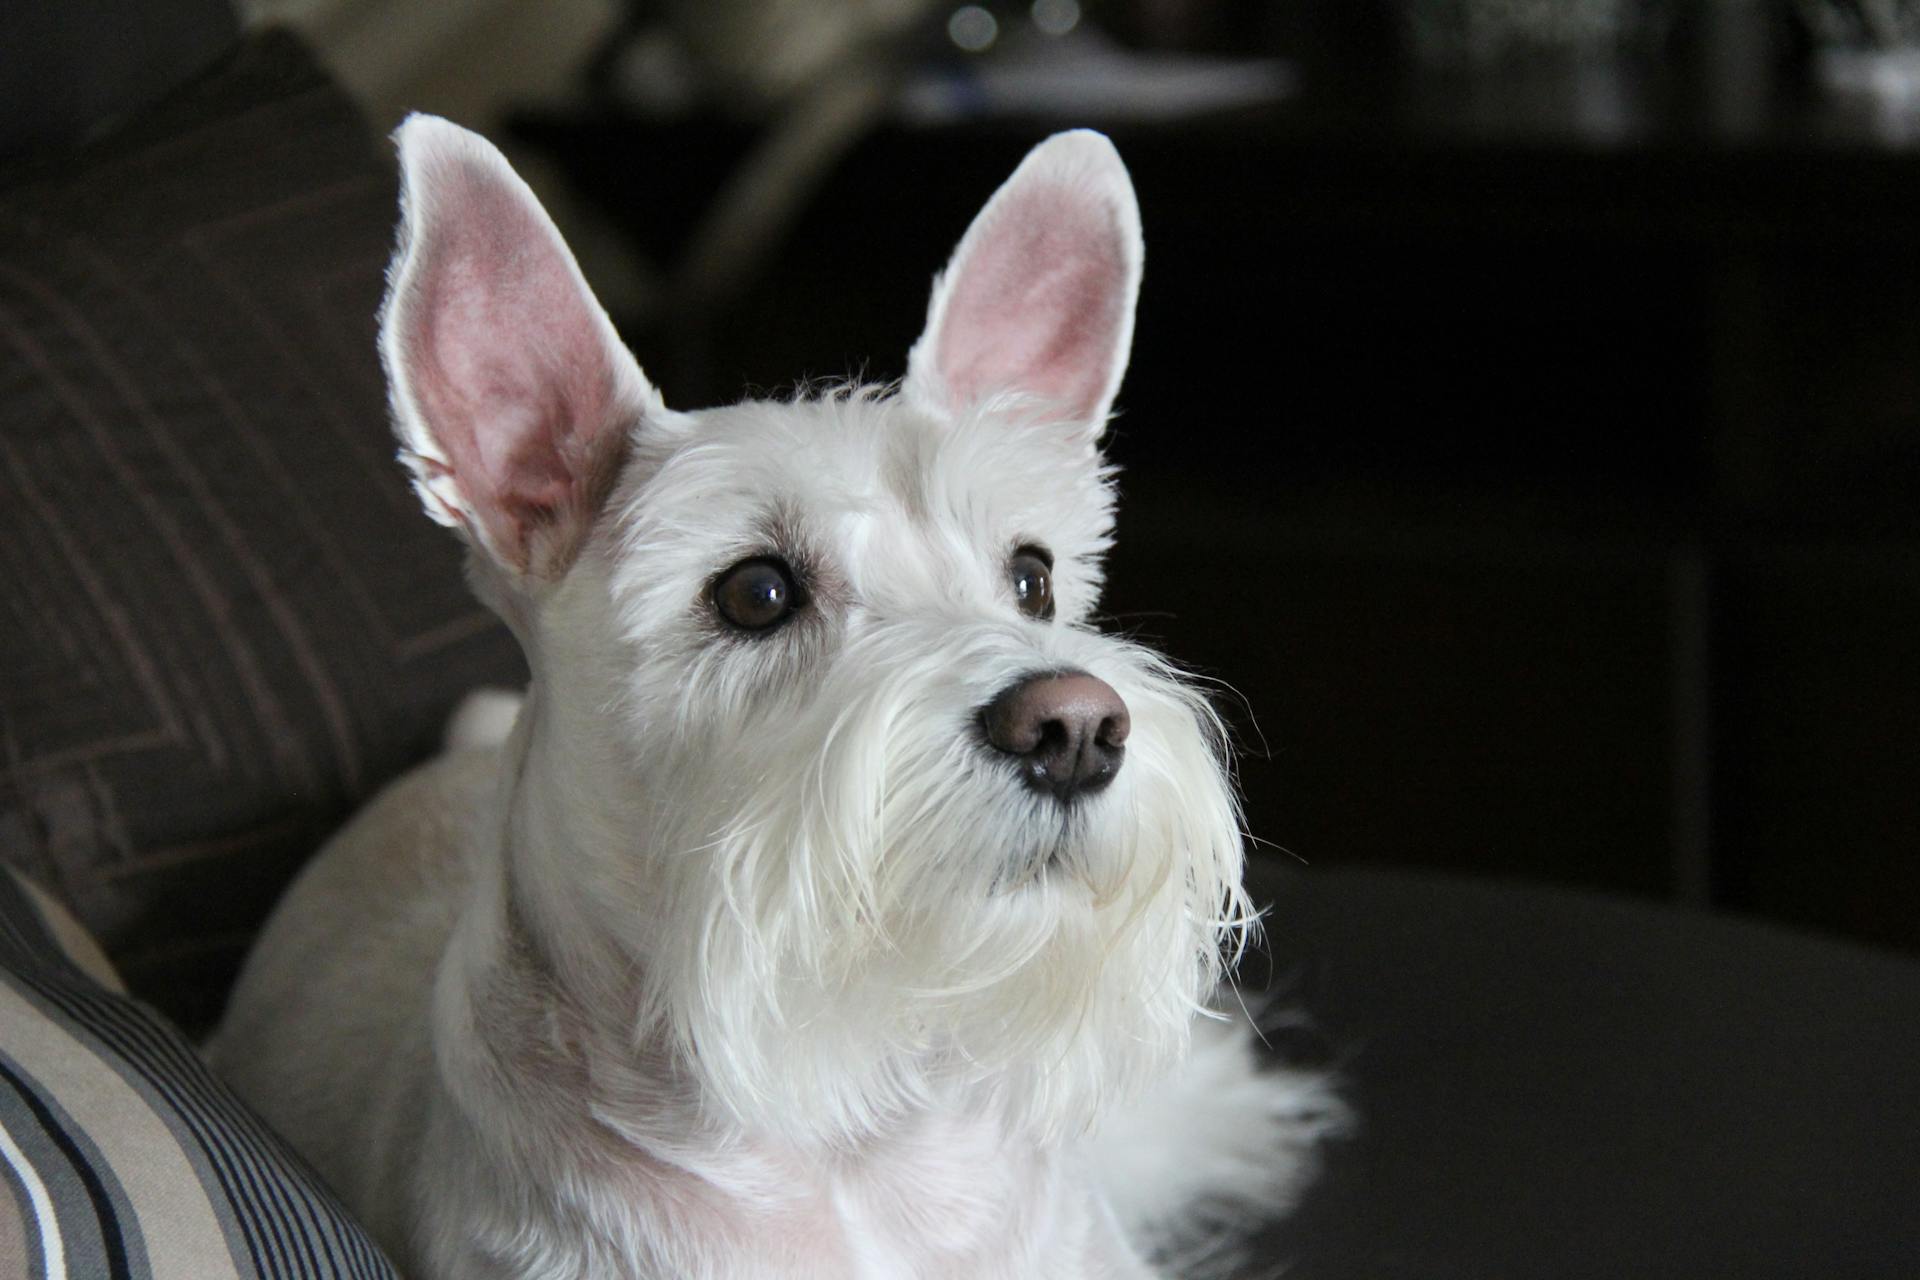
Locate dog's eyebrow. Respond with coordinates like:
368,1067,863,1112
752,505,811,567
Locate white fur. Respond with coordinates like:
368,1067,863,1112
210,117,1340,1280
443,687,525,752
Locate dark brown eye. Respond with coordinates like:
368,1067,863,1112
713,556,803,632
1010,546,1054,620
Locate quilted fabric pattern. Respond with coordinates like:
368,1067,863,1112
0,33,524,1033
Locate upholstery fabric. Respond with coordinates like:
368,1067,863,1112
0,0,238,156
1246,864,1920,1278
0,32,525,1033
0,868,399,1278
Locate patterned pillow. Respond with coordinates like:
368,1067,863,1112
0,868,396,1279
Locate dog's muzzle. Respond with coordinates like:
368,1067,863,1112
980,670,1129,803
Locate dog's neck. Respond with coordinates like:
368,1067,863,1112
434,670,900,1148
426,720,1089,1275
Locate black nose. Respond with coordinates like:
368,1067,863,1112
981,671,1130,802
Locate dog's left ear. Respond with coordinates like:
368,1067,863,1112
380,114,661,581
904,130,1142,434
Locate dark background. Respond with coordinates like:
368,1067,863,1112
510,0,1920,958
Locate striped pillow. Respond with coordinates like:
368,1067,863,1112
0,870,396,1279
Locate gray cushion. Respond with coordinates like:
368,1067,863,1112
0,32,524,1033
0,0,238,155
1246,865,1920,1278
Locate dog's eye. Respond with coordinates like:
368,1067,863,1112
1010,546,1054,620
712,557,803,632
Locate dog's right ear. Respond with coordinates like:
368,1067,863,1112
380,114,660,581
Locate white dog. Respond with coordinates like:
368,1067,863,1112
211,116,1341,1279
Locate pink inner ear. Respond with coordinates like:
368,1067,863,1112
936,183,1130,423
401,151,624,567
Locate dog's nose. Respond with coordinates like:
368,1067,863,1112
981,671,1129,802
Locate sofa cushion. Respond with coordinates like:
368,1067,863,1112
0,32,525,1033
0,0,238,156
1244,864,1920,1276
0,867,399,1278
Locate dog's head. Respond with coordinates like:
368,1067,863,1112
380,118,1251,1144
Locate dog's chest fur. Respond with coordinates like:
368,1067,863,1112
445,865,1104,1278
454,1055,1096,1279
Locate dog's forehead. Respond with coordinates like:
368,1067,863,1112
640,393,1089,549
